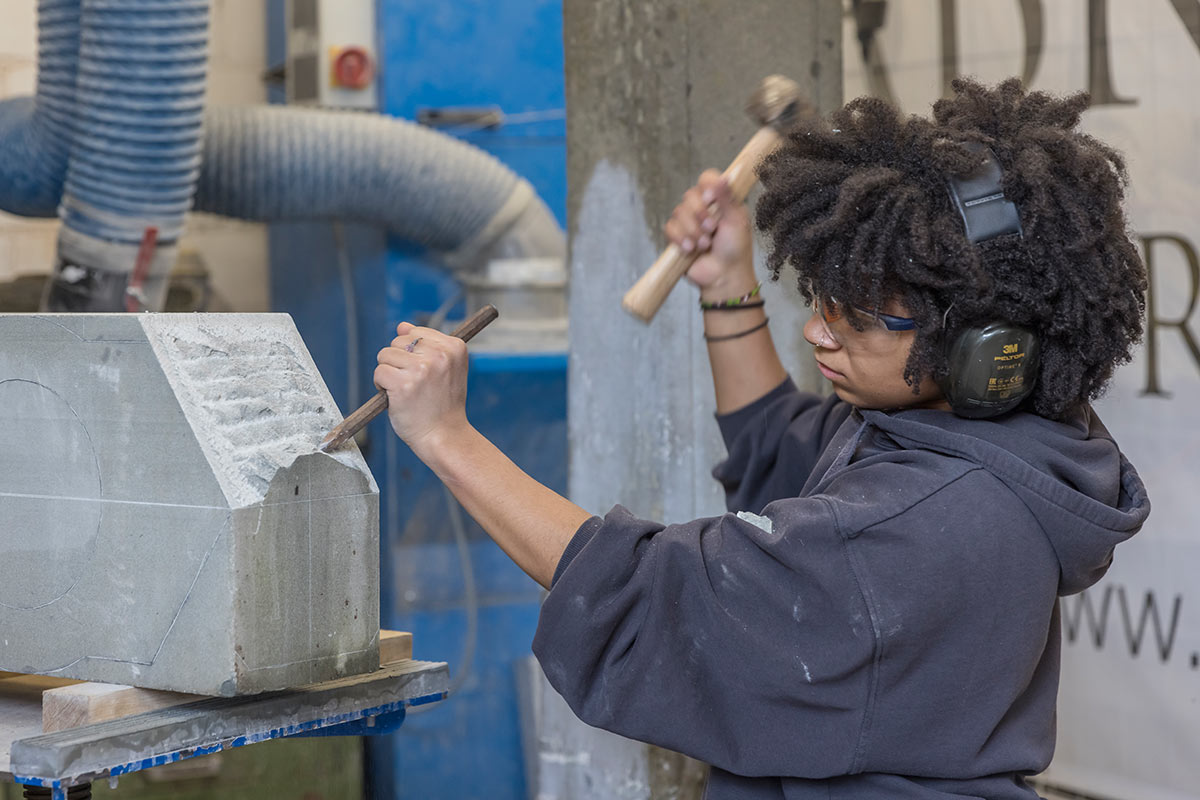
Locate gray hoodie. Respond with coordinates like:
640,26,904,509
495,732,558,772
533,378,1149,799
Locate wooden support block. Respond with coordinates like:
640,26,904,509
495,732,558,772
380,630,413,665
0,672,81,692
41,683,198,733
10,630,415,734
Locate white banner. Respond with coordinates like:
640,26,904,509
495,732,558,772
844,3,1200,798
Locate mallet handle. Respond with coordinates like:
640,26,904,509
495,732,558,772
621,126,783,323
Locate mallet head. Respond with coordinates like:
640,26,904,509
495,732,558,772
744,74,809,133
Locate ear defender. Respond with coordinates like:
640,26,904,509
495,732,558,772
940,143,1041,418
941,322,1041,419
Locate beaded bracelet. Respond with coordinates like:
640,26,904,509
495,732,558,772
701,299,764,312
703,317,769,342
699,283,761,310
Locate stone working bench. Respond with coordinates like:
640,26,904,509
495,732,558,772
0,632,448,799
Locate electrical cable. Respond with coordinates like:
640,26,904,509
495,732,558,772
441,107,566,135
332,221,361,413
443,483,480,700
423,287,465,333
400,305,479,714
405,484,480,714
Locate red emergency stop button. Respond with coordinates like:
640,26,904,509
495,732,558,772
332,46,374,90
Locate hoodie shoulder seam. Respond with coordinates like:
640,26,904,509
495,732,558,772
823,458,983,538
876,466,982,533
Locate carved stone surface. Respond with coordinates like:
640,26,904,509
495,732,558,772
0,314,379,696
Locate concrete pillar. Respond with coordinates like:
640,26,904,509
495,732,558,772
546,1,843,797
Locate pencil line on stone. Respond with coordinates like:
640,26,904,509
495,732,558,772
308,455,314,669
0,491,227,510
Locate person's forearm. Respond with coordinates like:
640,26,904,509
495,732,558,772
413,423,593,590
700,267,788,414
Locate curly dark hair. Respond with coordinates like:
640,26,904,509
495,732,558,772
755,77,1146,419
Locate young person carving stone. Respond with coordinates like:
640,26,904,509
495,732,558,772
373,79,1150,800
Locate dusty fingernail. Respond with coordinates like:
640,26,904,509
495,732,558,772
697,234,711,249
701,190,715,203
681,238,695,252
700,218,715,233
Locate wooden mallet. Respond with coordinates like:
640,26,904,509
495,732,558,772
621,75,813,323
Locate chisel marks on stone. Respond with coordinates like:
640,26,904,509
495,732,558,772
141,315,372,508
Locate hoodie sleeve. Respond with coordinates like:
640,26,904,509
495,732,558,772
713,377,852,513
533,502,874,779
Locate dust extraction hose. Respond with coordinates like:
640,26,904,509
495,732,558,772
0,0,563,311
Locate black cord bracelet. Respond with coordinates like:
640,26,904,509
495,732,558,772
703,317,770,342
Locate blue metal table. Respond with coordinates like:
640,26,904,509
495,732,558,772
0,660,448,800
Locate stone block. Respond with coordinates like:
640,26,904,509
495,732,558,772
0,313,379,696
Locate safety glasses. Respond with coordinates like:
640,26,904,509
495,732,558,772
818,296,916,332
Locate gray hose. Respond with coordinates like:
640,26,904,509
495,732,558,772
0,99,563,266
0,0,564,311
194,105,563,269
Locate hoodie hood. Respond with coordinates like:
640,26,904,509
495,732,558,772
861,405,1150,595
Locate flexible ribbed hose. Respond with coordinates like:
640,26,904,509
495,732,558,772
0,0,80,216
0,0,564,311
60,0,209,246
2,102,558,263
195,105,528,254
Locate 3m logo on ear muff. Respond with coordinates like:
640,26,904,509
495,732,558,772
941,323,1041,418
942,142,1041,418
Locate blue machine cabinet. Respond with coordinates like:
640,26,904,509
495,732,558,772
268,1,567,798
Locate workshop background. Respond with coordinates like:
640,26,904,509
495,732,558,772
0,1,1195,800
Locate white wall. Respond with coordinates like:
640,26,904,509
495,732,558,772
0,0,271,311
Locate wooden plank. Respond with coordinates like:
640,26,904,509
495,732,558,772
380,630,412,665
41,683,198,734
38,631,414,733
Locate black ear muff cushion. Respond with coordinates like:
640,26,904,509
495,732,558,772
942,324,1040,419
